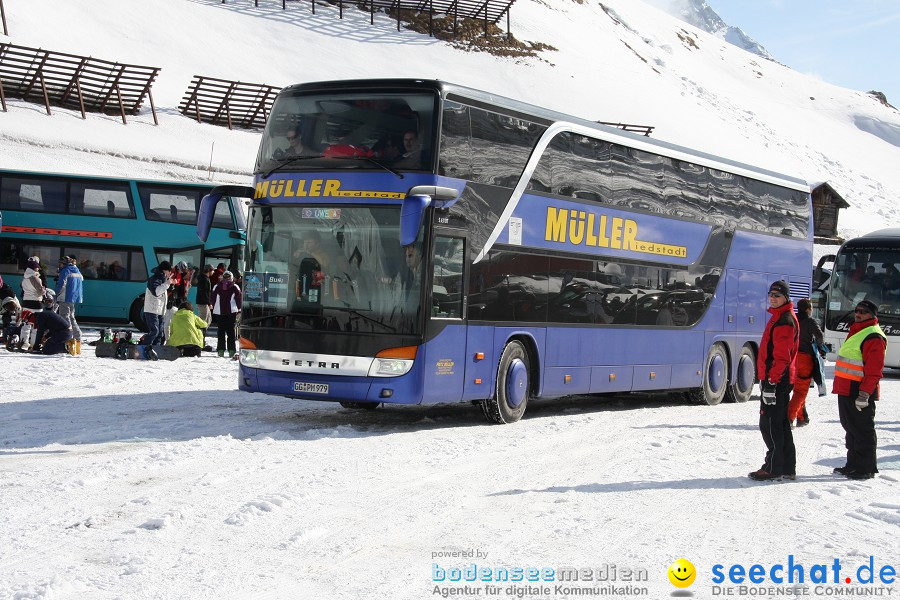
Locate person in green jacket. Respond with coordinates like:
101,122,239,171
166,301,209,357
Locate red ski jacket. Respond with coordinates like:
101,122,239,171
757,301,799,384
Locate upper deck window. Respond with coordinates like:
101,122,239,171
139,185,233,228
256,91,436,175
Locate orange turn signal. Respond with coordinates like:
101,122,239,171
239,336,256,350
375,346,418,359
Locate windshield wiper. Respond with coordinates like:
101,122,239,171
261,154,326,179
331,156,404,179
320,305,398,332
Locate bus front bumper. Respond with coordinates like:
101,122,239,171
238,364,424,405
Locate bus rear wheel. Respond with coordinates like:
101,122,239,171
129,297,148,333
686,343,728,406
725,345,756,403
481,340,531,424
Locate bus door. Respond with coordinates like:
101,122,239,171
422,232,467,403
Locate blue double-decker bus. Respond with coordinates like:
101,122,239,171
1,168,246,329
198,79,813,423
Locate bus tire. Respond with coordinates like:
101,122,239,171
686,343,728,406
725,344,756,403
130,297,148,333
340,401,380,410
481,340,531,424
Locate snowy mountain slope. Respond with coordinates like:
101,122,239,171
0,0,898,240
643,0,773,59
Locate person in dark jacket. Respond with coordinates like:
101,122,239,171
788,298,825,427
31,308,73,355
211,270,242,358
195,264,213,326
832,299,887,480
749,280,799,481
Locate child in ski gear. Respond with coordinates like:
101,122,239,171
749,280,799,481
832,299,886,480
166,301,209,357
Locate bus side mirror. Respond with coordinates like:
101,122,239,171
197,185,254,243
400,194,431,246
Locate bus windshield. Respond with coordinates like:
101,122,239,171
256,91,436,175
827,247,900,329
243,204,423,335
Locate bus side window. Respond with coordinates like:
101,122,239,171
432,236,464,318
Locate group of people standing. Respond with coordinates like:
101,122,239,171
750,280,887,482
0,255,84,355
142,261,242,358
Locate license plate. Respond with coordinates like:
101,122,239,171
293,382,329,394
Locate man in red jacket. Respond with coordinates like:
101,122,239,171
832,299,887,479
750,280,799,481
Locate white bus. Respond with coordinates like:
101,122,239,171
819,228,900,368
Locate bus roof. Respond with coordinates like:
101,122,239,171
844,228,900,248
281,78,810,192
0,167,221,190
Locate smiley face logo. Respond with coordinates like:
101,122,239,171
668,558,696,588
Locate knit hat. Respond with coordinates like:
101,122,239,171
26,256,40,271
856,299,878,317
222,270,234,280
769,280,790,298
203,264,214,272
158,260,172,271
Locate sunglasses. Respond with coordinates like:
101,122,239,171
768,292,784,298
854,308,871,315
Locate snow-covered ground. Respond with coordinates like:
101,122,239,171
1,344,898,599
3,0,900,597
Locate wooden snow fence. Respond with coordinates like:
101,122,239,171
179,75,280,130
0,43,159,124
220,0,518,38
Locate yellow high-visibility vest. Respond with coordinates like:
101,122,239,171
834,325,887,382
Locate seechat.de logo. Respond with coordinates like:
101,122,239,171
668,558,697,588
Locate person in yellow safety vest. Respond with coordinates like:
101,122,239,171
832,299,887,480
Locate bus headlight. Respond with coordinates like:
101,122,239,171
368,357,414,377
240,349,259,368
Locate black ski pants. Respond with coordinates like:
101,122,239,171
837,394,878,474
759,381,796,476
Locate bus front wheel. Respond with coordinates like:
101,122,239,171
686,343,728,406
725,345,756,403
481,340,531,424
129,297,148,333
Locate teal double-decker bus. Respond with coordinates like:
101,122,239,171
0,168,246,329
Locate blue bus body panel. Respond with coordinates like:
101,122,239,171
499,193,710,264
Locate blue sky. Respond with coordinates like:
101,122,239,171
709,0,900,106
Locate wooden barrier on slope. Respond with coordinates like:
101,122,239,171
179,75,280,130
0,43,159,124
221,0,518,38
